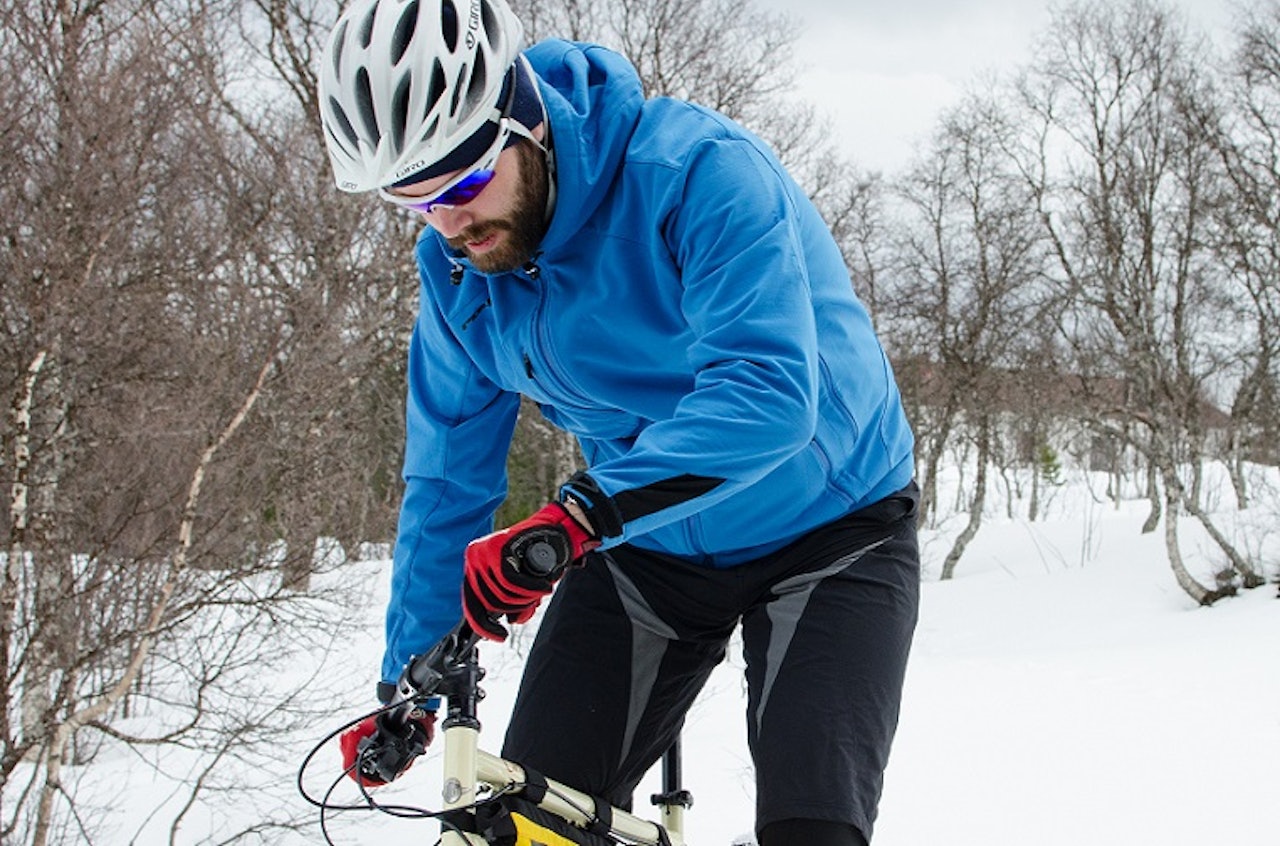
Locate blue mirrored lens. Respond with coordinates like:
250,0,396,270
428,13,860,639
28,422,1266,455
405,169,497,213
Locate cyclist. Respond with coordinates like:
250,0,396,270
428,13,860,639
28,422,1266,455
320,1,920,844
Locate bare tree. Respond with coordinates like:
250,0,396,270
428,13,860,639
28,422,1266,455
0,0,406,841
514,0,796,120
887,92,1049,566
818,168,893,326
1009,0,1262,603
1209,0,1280,507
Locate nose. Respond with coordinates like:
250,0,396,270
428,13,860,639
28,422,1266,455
424,206,473,239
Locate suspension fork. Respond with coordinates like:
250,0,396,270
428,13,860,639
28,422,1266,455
437,644,488,846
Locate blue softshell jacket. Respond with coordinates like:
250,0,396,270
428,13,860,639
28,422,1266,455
381,40,915,686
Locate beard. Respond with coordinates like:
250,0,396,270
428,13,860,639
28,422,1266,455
447,140,550,274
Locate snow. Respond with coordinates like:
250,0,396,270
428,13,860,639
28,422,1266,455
77,467,1280,844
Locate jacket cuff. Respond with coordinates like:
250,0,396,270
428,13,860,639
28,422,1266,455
559,471,624,540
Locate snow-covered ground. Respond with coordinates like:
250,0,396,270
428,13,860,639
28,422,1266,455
83,467,1280,844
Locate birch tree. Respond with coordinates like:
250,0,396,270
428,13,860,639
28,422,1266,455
0,1,385,841
1210,0,1280,507
889,92,1049,554
1010,0,1263,603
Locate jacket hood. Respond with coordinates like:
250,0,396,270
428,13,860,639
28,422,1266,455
420,40,643,272
526,40,644,254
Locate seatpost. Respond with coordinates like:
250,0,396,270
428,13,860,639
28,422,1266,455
663,739,681,798
651,738,693,842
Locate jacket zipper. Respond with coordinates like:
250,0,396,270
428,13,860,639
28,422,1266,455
523,266,600,412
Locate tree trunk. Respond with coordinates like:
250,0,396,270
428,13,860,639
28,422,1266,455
1000,464,1016,521
1228,429,1249,510
6,351,49,768
1158,470,1227,606
1140,461,1161,534
1029,457,1041,523
919,405,958,528
941,418,990,581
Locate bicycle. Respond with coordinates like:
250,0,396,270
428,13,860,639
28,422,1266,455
299,620,694,846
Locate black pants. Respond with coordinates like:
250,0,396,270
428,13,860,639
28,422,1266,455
502,483,920,842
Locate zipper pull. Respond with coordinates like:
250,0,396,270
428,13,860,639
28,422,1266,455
522,251,543,280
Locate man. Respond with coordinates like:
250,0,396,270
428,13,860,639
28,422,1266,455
320,1,920,844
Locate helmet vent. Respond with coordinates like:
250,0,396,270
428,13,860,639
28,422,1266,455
358,3,377,49
441,0,459,52
449,62,466,115
391,74,411,154
426,59,446,115
354,67,380,144
391,0,418,65
326,99,360,148
331,20,348,77
464,53,487,110
479,0,497,45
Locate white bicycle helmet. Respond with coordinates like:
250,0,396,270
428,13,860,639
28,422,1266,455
319,0,525,192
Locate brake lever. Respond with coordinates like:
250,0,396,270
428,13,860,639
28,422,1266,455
355,710,431,785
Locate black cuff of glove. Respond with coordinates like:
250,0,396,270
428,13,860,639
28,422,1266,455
376,681,397,705
560,471,624,539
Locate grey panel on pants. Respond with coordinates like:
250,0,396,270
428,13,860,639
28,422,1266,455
755,536,890,733
604,556,678,766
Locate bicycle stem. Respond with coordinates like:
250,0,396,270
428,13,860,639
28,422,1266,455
431,637,487,846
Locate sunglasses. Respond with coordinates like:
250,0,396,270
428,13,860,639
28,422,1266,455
380,114,546,215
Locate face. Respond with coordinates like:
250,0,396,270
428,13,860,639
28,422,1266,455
390,136,550,274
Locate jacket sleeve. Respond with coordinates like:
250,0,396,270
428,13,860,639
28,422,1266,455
381,299,520,687
563,135,822,544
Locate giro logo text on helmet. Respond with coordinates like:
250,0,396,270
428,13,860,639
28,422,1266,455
465,0,482,49
393,159,431,183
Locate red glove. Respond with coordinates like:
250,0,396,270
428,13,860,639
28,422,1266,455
463,502,599,641
339,709,436,787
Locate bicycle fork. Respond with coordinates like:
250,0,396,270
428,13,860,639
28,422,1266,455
439,720,486,846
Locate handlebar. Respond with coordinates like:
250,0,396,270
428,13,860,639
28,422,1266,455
355,537,565,785
354,621,481,785
400,622,481,701
329,613,689,846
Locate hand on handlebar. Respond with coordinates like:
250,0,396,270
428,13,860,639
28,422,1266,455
462,502,599,642
339,708,436,787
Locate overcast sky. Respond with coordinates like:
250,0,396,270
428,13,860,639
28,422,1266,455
786,0,1242,172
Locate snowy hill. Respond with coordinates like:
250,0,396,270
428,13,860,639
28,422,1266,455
87,468,1279,845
